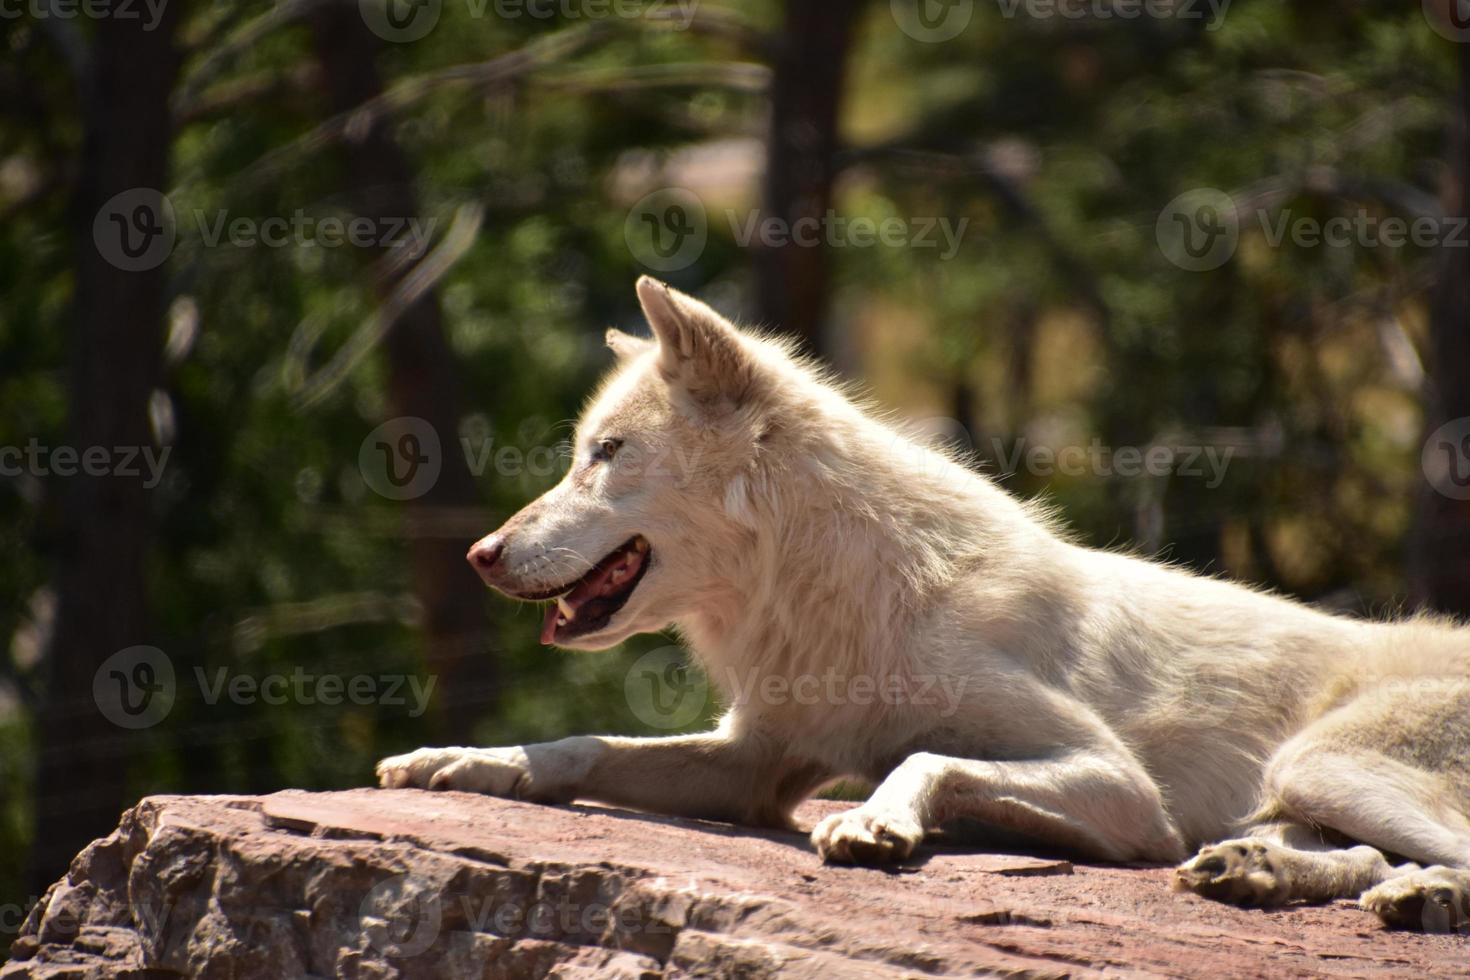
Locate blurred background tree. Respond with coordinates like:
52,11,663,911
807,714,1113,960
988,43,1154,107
2,0,1468,926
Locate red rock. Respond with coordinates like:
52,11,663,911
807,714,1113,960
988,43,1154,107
3,790,1464,977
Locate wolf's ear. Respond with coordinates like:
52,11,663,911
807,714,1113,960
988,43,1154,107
606,328,653,362
636,276,753,406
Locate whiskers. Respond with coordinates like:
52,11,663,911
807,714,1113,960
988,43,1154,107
509,545,596,592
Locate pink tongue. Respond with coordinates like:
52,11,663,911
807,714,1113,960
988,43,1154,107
567,558,624,605
540,546,645,645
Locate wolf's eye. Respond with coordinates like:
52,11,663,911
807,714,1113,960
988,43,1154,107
591,438,624,463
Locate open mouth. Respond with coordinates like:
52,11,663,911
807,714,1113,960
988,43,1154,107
531,536,651,645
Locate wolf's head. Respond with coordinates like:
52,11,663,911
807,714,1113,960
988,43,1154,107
468,277,786,650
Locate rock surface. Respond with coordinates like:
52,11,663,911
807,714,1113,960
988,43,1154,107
3,789,1465,978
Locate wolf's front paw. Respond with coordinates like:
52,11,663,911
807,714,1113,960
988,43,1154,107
1361,868,1470,933
1173,838,1293,906
376,746,533,798
812,807,924,865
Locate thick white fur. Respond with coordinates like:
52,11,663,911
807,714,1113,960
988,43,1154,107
380,278,1470,931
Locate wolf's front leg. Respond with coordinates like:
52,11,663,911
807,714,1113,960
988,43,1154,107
813,750,1187,865
379,731,823,827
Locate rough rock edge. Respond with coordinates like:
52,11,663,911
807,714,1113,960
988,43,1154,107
1,795,980,980
5,790,1465,979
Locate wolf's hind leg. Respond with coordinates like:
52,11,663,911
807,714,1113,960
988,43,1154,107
1259,680,1470,870
1175,824,1407,906
812,750,1187,865
1178,679,1470,924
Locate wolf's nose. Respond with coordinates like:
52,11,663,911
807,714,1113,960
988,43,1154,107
467,536,504,572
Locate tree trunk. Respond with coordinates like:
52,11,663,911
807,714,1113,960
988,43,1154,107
1411,41,1470,617
28,6,183,891
308,9,497,742
754,0,865,356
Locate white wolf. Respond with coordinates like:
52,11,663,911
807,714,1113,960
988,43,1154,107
379,277,1470,931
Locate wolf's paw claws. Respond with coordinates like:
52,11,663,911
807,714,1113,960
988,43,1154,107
376,746,531,798
1174,839,1291,906
812,808,923,865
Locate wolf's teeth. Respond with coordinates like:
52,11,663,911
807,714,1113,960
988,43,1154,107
557,596,577,620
